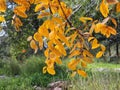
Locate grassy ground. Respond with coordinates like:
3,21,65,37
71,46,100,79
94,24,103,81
0,56,120,90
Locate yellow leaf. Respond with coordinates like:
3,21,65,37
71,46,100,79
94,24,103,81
15,17,23,26
57,32,70,48
13,6,27,18
0,16,5,22
77,69,87,78
43,66,47,74
48,41,62,57
54,39,67,56
81,61,87,68
106,26,117,35
27,36,32,41
69,50,80,58
106,0,118,5
116,2,120,13
68,59,80,70
100,0,109,17
55,57,62,64
49,30,56,40
44,48,49,57
91,39,100,49
111,18,117,28
95,23,104,33
83,50,93,58
47,67,55,75
45,59,54,68
82,57,93,63
38,25,49,38
88,37,95,42
96,51,104,58
29,0,34,4
37,12,51,19
100,44,106,51
79,17,93,23
0,0,6,12
71,71,76,77
30,40,38,53
35,3,48,12
52,17,63,25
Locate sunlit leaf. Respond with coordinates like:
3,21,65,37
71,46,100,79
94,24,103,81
116,2,120,13
96,51,104,58
47,67,55,75
100,0,109,17
0,0,6,12
69,50,81,58
79,17,93,23
82,57,93,63
43,66,47,74
111,18,117,28
30,40,38,53
71,71,76,77
83,50,93,58
37,12,51,19
77,69,87,78
55,57,62,64
68,59,80,70
100,44,106,51
27,36,32,41
95,23,104,33
81,61,87,68
106,0,118,5
88,37,95,42
57,32,70,47
0,16,5,22
91,39,100,49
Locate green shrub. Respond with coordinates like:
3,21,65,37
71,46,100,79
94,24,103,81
4,59,21,76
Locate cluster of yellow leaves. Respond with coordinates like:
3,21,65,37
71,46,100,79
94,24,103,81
0,0,6,22
100,0,120,17
34,0,72,19
12,0,32,31
0,0,118,77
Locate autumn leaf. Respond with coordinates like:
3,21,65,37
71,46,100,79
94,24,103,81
100,44,106,51
0,0,6,12
95,23,104,33
88,37,95,42
37,12,51,19
79,17,93,23
71,71,76,77
13,6,28,18
83,50,93,58
55,57,62,64
43,66,47,74
68,59,80,70
91,39,100,49
100,0,109,17
47,67,56,75
30,40,38,53
27,36,32,41
96,51,104,58
111,18,117,28
106,0,118,4
81,61,87,68
77,69,87,78
69,50,81,58
35,3,48,12
0,16,5,22
83,57,93,63
116,2,120,13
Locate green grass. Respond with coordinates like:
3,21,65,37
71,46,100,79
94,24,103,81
0,56,120,90
88,62,120,69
